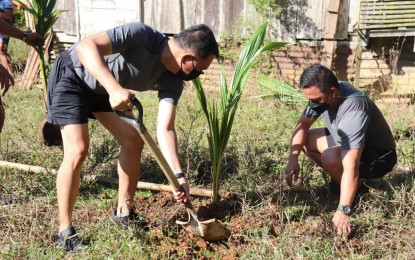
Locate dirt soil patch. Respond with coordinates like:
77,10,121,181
91,190,331,258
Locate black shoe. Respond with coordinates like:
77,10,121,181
56,226,88,253
109,209,148,228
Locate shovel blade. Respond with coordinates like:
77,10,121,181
176,208,231,241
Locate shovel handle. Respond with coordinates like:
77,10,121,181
114,97,192,208
113,97,146,134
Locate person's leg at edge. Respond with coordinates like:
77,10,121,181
57,123,89,233
0,51,12,74
0,96,5,132
94,112,143,216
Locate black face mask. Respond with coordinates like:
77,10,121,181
176,68,203,81
176,56,203,81
308,101,329,115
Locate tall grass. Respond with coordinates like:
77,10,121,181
7,38,30,64
2,23,415,257
1,84,415,258
193,23,287,202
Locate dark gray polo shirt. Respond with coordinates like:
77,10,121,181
303,82,395,151
67,22,183,105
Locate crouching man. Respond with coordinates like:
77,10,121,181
285,64,397,236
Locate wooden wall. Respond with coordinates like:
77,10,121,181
50,0,411,93
52,0,351,42
78,1,142,37
53,0,250,41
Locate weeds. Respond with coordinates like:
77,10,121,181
0,82,414,258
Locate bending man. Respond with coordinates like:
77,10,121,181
48,22,219,252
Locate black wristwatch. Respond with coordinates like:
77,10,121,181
22,32,28,42
337,204,351,215
175,172,185,179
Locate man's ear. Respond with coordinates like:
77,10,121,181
330,87,336,97
181,54,191,62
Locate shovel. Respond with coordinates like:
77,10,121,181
114,96,230,241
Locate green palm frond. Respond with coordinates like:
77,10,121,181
15,0,66,107
16,0,65,37
256,75,307,102
193,23,288,202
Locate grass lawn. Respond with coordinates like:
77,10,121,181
0,41,414,258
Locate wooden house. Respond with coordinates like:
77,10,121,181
23,0,415,101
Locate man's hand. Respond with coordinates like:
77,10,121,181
0,64,13,96
24,32,44,48
173,177,189,205
109,88,134,111
332,210,351,236
285,159,300,187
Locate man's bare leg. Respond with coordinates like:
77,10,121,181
57,123,89,232
94,112,143,216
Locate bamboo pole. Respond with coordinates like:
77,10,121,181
0,160,212,197
361,18,415,24
360,14,415,20
361,9,415,14
360,23,415,30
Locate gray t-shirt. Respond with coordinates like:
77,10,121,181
303,82,395,151
67,22,183,105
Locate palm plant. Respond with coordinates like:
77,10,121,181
256,74,307,102
16,0,65,105
193,23,287,202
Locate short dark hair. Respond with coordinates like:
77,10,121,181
174,24,219,60
299,63,339,91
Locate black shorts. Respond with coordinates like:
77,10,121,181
325,128,397,179
47,51,112,125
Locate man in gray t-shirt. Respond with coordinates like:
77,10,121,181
285,64,397,237
47,22,219,252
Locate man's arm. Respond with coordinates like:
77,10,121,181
0,19,43,47
76,32,133,110
340,148,361,206
332,148,362,235
157,99,189,203
285,114,316,186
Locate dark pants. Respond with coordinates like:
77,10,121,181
325,128,397,179
47,51,112,126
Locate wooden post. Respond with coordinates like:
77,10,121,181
322,0,341,69
354,34,363,88
19,32,53,90
179,0,184,31
138,0,144,23
75,0,81,40
322,40,336,69
324,0,341,40
19,48,39,89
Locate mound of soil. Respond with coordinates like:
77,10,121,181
97,190,334,258
128,191,245,257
